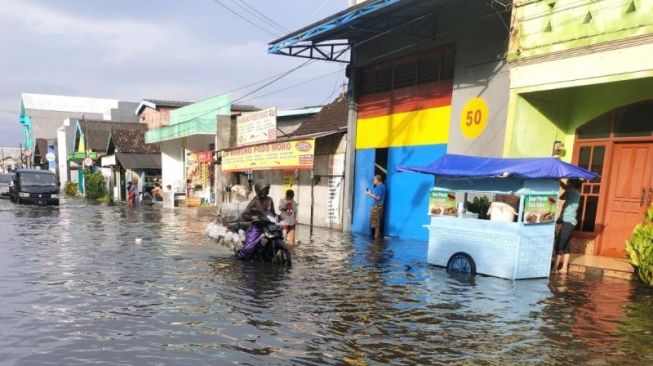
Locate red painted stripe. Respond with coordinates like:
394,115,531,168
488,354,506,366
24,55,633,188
358,79,453,120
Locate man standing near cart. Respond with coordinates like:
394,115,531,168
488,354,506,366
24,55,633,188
365,174,386,240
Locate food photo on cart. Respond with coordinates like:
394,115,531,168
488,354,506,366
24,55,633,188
397,154,599,281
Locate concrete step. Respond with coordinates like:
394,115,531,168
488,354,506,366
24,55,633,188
568,254,634,281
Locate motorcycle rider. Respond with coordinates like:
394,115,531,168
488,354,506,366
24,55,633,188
242,179,276,220
237,180,277,260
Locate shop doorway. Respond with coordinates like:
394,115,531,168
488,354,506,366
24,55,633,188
573,101,653,257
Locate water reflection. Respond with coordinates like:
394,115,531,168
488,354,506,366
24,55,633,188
0,199,652,365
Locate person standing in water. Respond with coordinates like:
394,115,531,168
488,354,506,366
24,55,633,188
553,179,581,274
365,174,386,240
279,189,298,245
127,181,135,208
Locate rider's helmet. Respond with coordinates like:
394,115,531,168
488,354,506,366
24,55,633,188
254,179,270,198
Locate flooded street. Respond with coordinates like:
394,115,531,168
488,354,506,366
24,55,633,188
1,199,652,365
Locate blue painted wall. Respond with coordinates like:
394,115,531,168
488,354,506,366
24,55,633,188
352,144,447,241
386,144,446,241
352,148,375,235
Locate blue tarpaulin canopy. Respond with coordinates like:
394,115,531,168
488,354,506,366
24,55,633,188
397,154,599,180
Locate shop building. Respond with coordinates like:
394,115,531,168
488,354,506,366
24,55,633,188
102,129,161,201
145,94,233,207
269,0,511,240
136,99,192,130
505,0,653,257
225,97,348,230
0,147,21,173
69,120,147,193
19,93,138,177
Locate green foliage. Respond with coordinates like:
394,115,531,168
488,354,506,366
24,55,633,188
63,182,78,197
84,171,106,201
466,196,491,219
626,204,653,286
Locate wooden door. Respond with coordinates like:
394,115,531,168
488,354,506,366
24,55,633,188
599,143,653,257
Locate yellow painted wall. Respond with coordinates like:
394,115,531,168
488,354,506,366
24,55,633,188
355,106,451,149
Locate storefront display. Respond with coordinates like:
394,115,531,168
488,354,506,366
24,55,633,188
186,150,214,204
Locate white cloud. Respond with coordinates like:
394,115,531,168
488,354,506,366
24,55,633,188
0,1,211,63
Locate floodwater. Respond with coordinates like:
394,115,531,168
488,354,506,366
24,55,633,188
1,199,652,366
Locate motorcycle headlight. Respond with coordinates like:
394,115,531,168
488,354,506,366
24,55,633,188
19,193,30,198
51,194,59,199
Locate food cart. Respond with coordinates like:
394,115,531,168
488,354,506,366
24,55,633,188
398,154,598,280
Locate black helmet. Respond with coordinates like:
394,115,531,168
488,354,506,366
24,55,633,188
254,179,270,197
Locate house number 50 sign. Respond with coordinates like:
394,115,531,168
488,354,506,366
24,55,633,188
460,97,489,139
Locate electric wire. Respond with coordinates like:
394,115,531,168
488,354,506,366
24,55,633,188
231,0,289,33
238,67,345,104
209,0,280,37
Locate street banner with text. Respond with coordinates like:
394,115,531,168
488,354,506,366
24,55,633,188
237,107,277,146
222,139,315,172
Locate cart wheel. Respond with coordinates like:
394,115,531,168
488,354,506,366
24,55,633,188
447,252,476,277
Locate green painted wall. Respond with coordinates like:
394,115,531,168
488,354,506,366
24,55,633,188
506,76,653,159
510,0,653,60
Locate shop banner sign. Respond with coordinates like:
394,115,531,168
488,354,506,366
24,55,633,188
196,151,213,163
222,139,315,172
237,107,277,146
428,188,458,216
523,194,557,224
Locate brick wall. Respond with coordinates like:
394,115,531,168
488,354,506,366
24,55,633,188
138,107,175,129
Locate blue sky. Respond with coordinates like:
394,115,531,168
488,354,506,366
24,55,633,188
0,0,348,146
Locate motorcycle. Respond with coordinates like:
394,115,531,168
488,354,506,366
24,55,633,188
233,213,292,267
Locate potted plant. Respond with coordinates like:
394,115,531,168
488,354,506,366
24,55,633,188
626,203,653,286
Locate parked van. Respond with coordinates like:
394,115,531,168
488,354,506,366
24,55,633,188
9,170,59,206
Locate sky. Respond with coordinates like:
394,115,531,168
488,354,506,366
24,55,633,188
0,0,348,146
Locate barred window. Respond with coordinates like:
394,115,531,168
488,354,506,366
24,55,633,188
359,45,455,96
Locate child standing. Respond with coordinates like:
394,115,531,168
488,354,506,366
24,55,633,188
279,189,298,245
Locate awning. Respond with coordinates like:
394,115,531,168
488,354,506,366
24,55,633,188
115,153,161,170
397,154,600,180
267,0,441,62
145,93,231,143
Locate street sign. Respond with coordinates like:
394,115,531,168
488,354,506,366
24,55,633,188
83,157,93,167
45,152,56,162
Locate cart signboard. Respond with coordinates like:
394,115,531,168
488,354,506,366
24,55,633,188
523,194,557,224
428,188,458,216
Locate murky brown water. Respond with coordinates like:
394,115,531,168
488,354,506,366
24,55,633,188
0,199,652,365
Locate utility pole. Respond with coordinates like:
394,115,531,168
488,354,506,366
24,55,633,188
342,54,358,232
